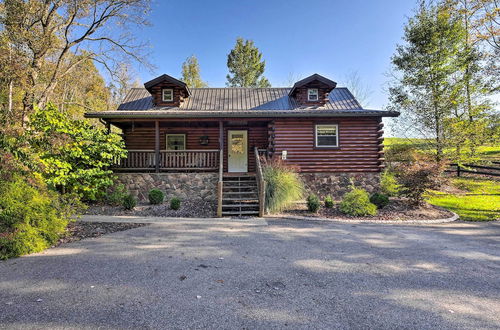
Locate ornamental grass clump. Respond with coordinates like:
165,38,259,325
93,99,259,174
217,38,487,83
148,189,165,205
262,159,304,213
339,187,377,216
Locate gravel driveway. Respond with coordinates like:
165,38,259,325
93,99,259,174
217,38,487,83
1,218,499,329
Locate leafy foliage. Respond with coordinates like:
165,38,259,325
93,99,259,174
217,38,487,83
307,194,320,213
122,194,137,210
339,188,377,216
29,104,127,201
170,197,181,210
0,176,74,259
380,170,400,197
324,195,334,208
148,189,165,205
262,159,304,213
226,37,271,87
395,158,445,206
370,192,390,209
181,55,208,88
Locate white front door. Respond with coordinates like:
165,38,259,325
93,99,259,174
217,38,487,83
228,130,248,172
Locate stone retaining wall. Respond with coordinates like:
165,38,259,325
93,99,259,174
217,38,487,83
300,172,380,199
115,173,218,203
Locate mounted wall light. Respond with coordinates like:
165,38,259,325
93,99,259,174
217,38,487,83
199,135,209,146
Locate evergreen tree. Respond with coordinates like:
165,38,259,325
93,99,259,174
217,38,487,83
388,2,464,161
226,38,271,87
181,55,208,88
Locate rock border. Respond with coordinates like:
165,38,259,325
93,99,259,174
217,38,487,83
266,211,460,224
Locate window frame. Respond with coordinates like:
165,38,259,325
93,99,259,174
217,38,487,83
166,133,186,151
307,88,319,102
162,88,174,102
314,124,339,148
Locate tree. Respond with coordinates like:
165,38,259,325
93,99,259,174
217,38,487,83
181,55,208,88
226,37,271,87
0,0,151,123
108,62,142,109
342,70,373,107
388,2,464,161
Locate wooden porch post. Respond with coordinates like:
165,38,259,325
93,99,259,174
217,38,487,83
155,120,160,173
217,120,224,217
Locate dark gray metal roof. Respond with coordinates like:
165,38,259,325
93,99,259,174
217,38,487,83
117,87,362,111
85,86,400,119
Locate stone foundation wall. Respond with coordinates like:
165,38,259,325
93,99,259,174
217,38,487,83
115,173,218,203
300,172,380,199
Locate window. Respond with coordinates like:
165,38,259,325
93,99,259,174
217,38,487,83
315,124,338,147
166,134,185,150
162,88,173,102
308,88,319,101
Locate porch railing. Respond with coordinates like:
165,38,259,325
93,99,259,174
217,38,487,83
114,149,220,171
255,147,267,217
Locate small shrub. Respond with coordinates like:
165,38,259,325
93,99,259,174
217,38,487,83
122,194,136,210
148,188,164,205
307,194,320,213
380,170,400,197
0,176,72,259
324,195,334,208
105,184,128,206
170,197,181,210
262,159,304,213
395,159,445,206
339,188,377,216
370,192,389,209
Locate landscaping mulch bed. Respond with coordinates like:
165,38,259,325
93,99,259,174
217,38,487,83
85,199,216,218
280,199,454,221
56,222,148,246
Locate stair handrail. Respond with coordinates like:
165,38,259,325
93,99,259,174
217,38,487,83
217,148,223,217
254,147,266,217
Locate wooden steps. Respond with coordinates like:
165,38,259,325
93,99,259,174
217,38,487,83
221,174,260,217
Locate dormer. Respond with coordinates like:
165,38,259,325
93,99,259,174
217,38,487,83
144,74,191,107
289,74,337,106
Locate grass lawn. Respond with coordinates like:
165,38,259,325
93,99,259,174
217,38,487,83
427,177,500,221
384,137,500,162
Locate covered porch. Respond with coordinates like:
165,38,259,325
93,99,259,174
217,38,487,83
105,118,270,173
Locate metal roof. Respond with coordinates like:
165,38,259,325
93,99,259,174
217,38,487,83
117,87,362,111
85,86,400,119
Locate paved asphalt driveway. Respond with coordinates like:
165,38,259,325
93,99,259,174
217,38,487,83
1,217,499,329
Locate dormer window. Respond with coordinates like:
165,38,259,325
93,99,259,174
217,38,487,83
308,88,319,102
162,88,173,102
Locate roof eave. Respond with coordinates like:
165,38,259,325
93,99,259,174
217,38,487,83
85,110,400,119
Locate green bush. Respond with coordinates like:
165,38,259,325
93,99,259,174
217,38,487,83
380,170,400,197
262,159,304,213
0,176,71,259
339,188,377,216
105,184,128,206
307,194,320,213
324,195,334,208
148,189,164,205
170,197,181,210
122,194,136,210
370,192,390,209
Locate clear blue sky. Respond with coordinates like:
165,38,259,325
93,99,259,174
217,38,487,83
132,0,417,110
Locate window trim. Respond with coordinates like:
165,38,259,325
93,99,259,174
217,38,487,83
314,124,339,148
162,88,174,102
166,133,186,151
307,88,319,102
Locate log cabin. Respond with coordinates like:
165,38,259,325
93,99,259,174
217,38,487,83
85,73,399,217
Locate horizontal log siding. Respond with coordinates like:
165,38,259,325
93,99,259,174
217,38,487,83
272,118,383,173
122,126,219,150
